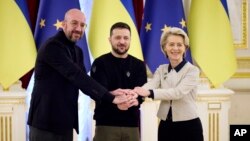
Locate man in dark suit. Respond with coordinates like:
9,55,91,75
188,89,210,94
28,9,127,141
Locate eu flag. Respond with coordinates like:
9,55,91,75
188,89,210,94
140,0,191,73
34,0,91,71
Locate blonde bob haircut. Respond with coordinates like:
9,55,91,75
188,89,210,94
160,27,189,57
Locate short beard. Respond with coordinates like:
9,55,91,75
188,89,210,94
112,48,128,55
69,31,82,42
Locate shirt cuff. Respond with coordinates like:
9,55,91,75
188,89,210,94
148,89,154,99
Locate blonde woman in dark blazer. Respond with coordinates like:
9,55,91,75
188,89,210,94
134,27,203,141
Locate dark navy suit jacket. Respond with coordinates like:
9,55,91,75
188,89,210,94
28,31,114,134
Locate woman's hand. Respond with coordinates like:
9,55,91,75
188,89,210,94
133,87,150,97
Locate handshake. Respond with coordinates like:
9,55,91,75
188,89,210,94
112,87,150,110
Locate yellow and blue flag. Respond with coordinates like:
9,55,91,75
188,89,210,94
34,0,91,71
0,0,37,89
120,0,136,24
140,0,191,73
221,0,229,16
188,0,237,87
88,0,143,60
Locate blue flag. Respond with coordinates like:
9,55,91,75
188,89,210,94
15,0,31,26
120,0,136,24
140,0,191,73
34,0,91,71
221,0,229,16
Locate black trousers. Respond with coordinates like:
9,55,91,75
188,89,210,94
158,118,204,141
29,126,73,141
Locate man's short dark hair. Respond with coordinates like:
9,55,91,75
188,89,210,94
110,22,131,36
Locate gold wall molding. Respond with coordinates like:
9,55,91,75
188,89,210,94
237,57,250,69
196,88,234,101
233,72,250,78
233,57,250,78
209,113,219,141
208,102,222,110
0,91,26,105
0,99,25,105
234,0,248,49
0,115,12,141
196,94,231,101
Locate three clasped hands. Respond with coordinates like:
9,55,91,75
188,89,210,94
111,87,149,110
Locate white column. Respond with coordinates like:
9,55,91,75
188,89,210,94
0,82,27,141
197,88,234,141
140,99,160,141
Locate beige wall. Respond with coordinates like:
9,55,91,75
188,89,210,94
229,92,250,124
224,0,250,125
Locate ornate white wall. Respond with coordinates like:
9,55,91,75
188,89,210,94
0,82,27,141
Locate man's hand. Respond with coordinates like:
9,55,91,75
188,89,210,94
111,88,140,110
117,102,130,110
126,90,138,99
112,94,127,104
129,98,139,107
117,94,139,110
110,88,127,96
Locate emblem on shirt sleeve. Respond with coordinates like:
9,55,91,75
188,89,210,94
126,71,130,77
92,66,96,73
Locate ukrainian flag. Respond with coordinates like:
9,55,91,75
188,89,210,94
188,0,237,87
88,0,143,60
0,0,36,89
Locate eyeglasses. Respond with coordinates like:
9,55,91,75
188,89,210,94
70,20,87,29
